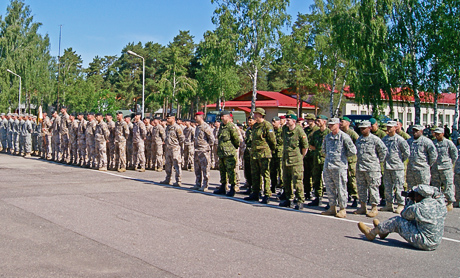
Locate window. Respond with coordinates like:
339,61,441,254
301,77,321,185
398,112,403,121
407,112,413,124
423,113,427,125
350,110,357,115
361,111,367,115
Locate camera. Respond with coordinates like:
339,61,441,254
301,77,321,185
401,190,415,198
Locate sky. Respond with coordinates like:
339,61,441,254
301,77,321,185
1,0,315,67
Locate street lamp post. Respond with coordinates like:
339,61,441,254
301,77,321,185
6,69,21,114
127,50,145,118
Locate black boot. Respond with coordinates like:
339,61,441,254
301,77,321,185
278,190,287,200
351,197,358,208
244,192,260,201
279,199,291,207
261,195,269,204
307,197,320,206
243,188,252,195
324,203,330,210
226,186,236,197
213,185,226,195
295,201,304,210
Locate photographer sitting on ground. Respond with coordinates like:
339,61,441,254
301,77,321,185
357,184,447,251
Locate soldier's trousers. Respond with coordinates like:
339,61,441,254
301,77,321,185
383,169,405,205
183,144,194,170
346,161,358,198
7,132,13,152
52,134,61,161
454,173,460,203
115,141,127,169
303,155,314,196
219,155,237,187
323,167,348,209
70,141,78,164
431,169,455,202
96,141,107,168
42,135,51,158
77,139,86,164
378,216,438,251
153,143,163,170
243,150,252,188
194,150,211,188
311,160,324,197
133,141,145,169
270,156,283,189
107,142,115,168
0,132,5,150
60,133,70,162
165,146,182,183
283,163,304,203
406,167,431,190
32,134,38,153
357,170,381,206
86,139,96,167
13,133,19,153
19,135,25,154
211,145,219,169
251,157,271,197
145,141,152,168
126,143,133,168
24,135,32,153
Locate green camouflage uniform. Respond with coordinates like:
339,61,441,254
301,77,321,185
243,127,253,188
310,128,331,197
283,125,309,202
303,125,319,197
270,126,283,191
397,130,411,140
217,121,240,189
250,120,276,197
344,128,359,198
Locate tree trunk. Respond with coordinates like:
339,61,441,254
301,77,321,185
329,63,338,117
250,66,258,116
335,67,348,117
452,75,460,144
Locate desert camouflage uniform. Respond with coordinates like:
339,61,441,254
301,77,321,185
407,136,437,189
378,189,447,251
60,113,71,163
94,120,110,169
152,124,165,171
282,125,308,203
144,123,153,169
85,119,97,168
126,122,134,169
133,120,147,169
77,118,87,166
114,119,129,170
382,133,410,205
42,116,52,159
164,122,185,183
356,133,387,206
322,131,357,209
431,138,458,202
183,125,195,170
51,116,61,161
69,119,79,164
194,121,215,189
106,120,116,169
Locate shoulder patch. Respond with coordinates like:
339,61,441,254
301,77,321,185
269,129,273,132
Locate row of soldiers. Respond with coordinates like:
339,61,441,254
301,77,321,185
1,107,459,215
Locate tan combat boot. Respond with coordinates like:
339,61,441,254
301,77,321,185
394,204,404,214
24,153,31,158
353,202,367,215
118,168,126,173
358,222,379,241
336,208,347,218
321,205,337,216
138,168,145,172
373,219,389,239
366,204,379,217
380,203,394,212
446,202,454,212
98,167,107,171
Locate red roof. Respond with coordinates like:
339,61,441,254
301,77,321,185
207,91,315,109
343,88,456,105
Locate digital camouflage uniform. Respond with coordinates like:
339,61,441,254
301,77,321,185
51,116,61,161
31,119,38,154
382,133,410,206
18,118,25,154
322,130,357,209
303,125,319,197
378,189,447,251
152,124,165,171
194,121,215,189
164,123,185,184
42,116,52,159
454,146,460,206
343,128,359,199
270,125,283,192
77,118,87,166
282,125,308,203
250,120,276,197
126,122,134,169
144,123,153,169
22,118,33,155
0,116,6,151
133,120,147,170
183,125,195,170
106,120,116,169
85,119,97,168
243,126,253,189
69,119,79,164
407,136,437,189
212,127,219,169
356,133,387,206
7,117,14,153
310,128,331,197
94,120,110,169
431,138,458,202
114,119,129,170
216,121,240,190
60,113,71,163
13,117,20,153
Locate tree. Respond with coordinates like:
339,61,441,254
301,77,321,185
211,0,290,114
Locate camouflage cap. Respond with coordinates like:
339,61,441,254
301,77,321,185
328,118,340,125
1,113,5,116
412,124,424,131
254,107,266,116
358,120,371,128
305,113,316,120
434,127,444,134
386,120,398,127
286,110,296,115
413,184,434,198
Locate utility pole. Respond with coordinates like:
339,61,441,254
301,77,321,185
56,25,62,111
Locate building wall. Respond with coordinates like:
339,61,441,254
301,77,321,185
343,100,456,130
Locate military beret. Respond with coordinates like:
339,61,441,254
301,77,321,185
61,106,67,109
135,112,142,116
191,119,196,123
297,117,304,121
124,115,131,119
154,117,161,120
161,118,166,121
105,113,113,117
341,116,351,122
184,119,191,122
317,115,328,120
116,111,124,115
272,116,280,121
286,114,297,120
95,112,103,117
370,118,377,125
247,115,254,120
221,111,231,116
279,115,286,119
305,113,316,120
195,111,205,116
166,113,175,118
88,112,95,116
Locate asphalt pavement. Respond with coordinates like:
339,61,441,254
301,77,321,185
0,153,459,277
